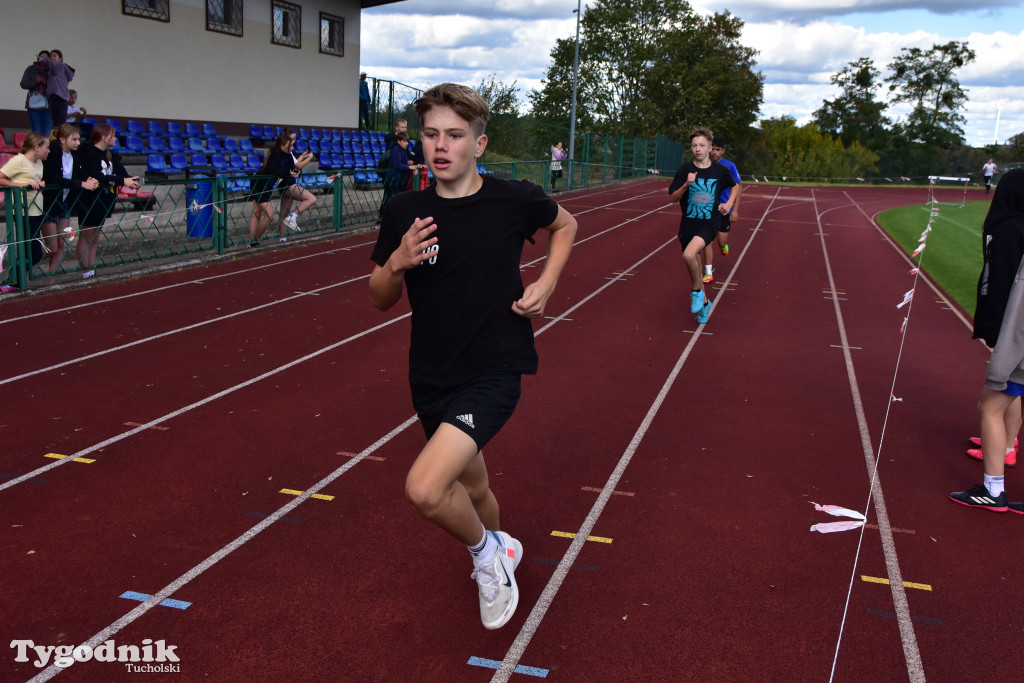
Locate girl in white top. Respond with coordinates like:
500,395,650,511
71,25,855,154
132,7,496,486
550,141,567,192
0,132,50,270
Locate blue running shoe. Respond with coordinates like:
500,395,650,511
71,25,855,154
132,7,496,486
696,299,711,324
690,290,704,314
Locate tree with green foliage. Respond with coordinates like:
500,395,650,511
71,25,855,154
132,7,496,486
812,58,891,152
751,117,878,180
885,41,975,147
529,0,762,146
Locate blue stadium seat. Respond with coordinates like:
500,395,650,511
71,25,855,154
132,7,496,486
329,140,342,154
211,154,229,173
341,154,355,170
126,120,145,137
330,129,342,141
184,122,202,139
169,154,188,173
370,142,382,155
294,140,308,154
146,136,166,155
341,141,353,154
166,122,183,138
187,138,205,153
330,153,343,170
298,128,310,140
228,177,250,193
307,140,319,155
202,123,225,139
147,154,170,175
249,124,262,139
341,130,352,142
245,154,262,171
124,135,145,155
145,121,165,138
206,138,223,153
262,126,275,140
223,138,239,153
238,139,253,154
168,137,185,154
105,118,124,135
228,154,247,172
190,154,210,171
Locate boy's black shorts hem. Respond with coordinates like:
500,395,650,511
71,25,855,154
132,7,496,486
678,224,717,249
718,213,731,233
413,372,522,451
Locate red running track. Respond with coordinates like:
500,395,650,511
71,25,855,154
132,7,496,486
0,180,1020,682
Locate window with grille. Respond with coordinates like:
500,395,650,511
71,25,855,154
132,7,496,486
272,0,301,49
208,0,243,36
320,12,344,57
123,0,169,22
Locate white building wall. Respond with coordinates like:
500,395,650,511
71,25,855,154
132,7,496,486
1,0,365,128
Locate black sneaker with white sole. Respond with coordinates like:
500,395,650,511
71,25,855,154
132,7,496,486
948,484,1008,512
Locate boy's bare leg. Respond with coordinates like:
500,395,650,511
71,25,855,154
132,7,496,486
1005,396,1022,451
459,450,499,531
682,237,707,291
405,423,494,545
979,388,1013,478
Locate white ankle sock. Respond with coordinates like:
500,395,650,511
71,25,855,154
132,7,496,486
704,265,712,274
468,525,497,564
984,474,1005,497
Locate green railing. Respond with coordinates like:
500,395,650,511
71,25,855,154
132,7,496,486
1,162,653,291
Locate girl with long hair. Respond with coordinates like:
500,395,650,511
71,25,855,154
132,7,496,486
247,129,313,245
1,132,51,271
75,123,139,278
41,124,98,282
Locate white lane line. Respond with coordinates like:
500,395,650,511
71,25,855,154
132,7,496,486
22,193,683,681
814,189,924,683
491,186,785,682
0,239,378,325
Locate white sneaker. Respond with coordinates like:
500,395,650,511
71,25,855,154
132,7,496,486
471,530,522,630
279,237,287,243
284,214,299,231
81,269,95,279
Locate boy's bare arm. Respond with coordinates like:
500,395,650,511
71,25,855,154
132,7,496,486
513,205,577,318
369,216,438,311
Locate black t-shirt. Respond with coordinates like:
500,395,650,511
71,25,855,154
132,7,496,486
668,161,736,233
371,175,559,392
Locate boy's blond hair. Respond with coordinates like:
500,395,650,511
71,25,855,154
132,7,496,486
415,83,490,138
689,127,714,143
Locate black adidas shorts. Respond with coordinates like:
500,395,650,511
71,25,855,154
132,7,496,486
719,213,731,233
413,372,522,451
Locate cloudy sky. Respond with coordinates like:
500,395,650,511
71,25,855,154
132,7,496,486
360,1,1024,148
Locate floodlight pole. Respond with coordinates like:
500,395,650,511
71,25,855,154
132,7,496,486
567,0,582,190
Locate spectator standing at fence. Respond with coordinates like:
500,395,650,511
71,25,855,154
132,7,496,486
40,50,75,129
20,51,52,135
379,131,412,217
369,82,577,631
359,72,372,130
384,118,408,151
668,127,737,325
1,132,51,268
550,141,567,192
701,137,743,283
950,169,1024,514
41,124,98,282
983,158,998,195
75,124,139,279
66,89,86,123
246,130,305,245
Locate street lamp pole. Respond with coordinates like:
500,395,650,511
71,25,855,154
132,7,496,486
568,0,582,190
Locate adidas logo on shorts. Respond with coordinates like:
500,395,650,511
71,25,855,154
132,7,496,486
456,414,475,429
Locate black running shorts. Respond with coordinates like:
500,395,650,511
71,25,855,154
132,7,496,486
413,372,522,450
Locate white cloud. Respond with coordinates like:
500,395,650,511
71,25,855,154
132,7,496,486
361,2,1024,145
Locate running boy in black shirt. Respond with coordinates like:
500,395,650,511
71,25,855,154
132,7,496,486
369,83,577,630
668,127,737,324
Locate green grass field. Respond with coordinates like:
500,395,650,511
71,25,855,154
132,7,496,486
876,200,989,316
